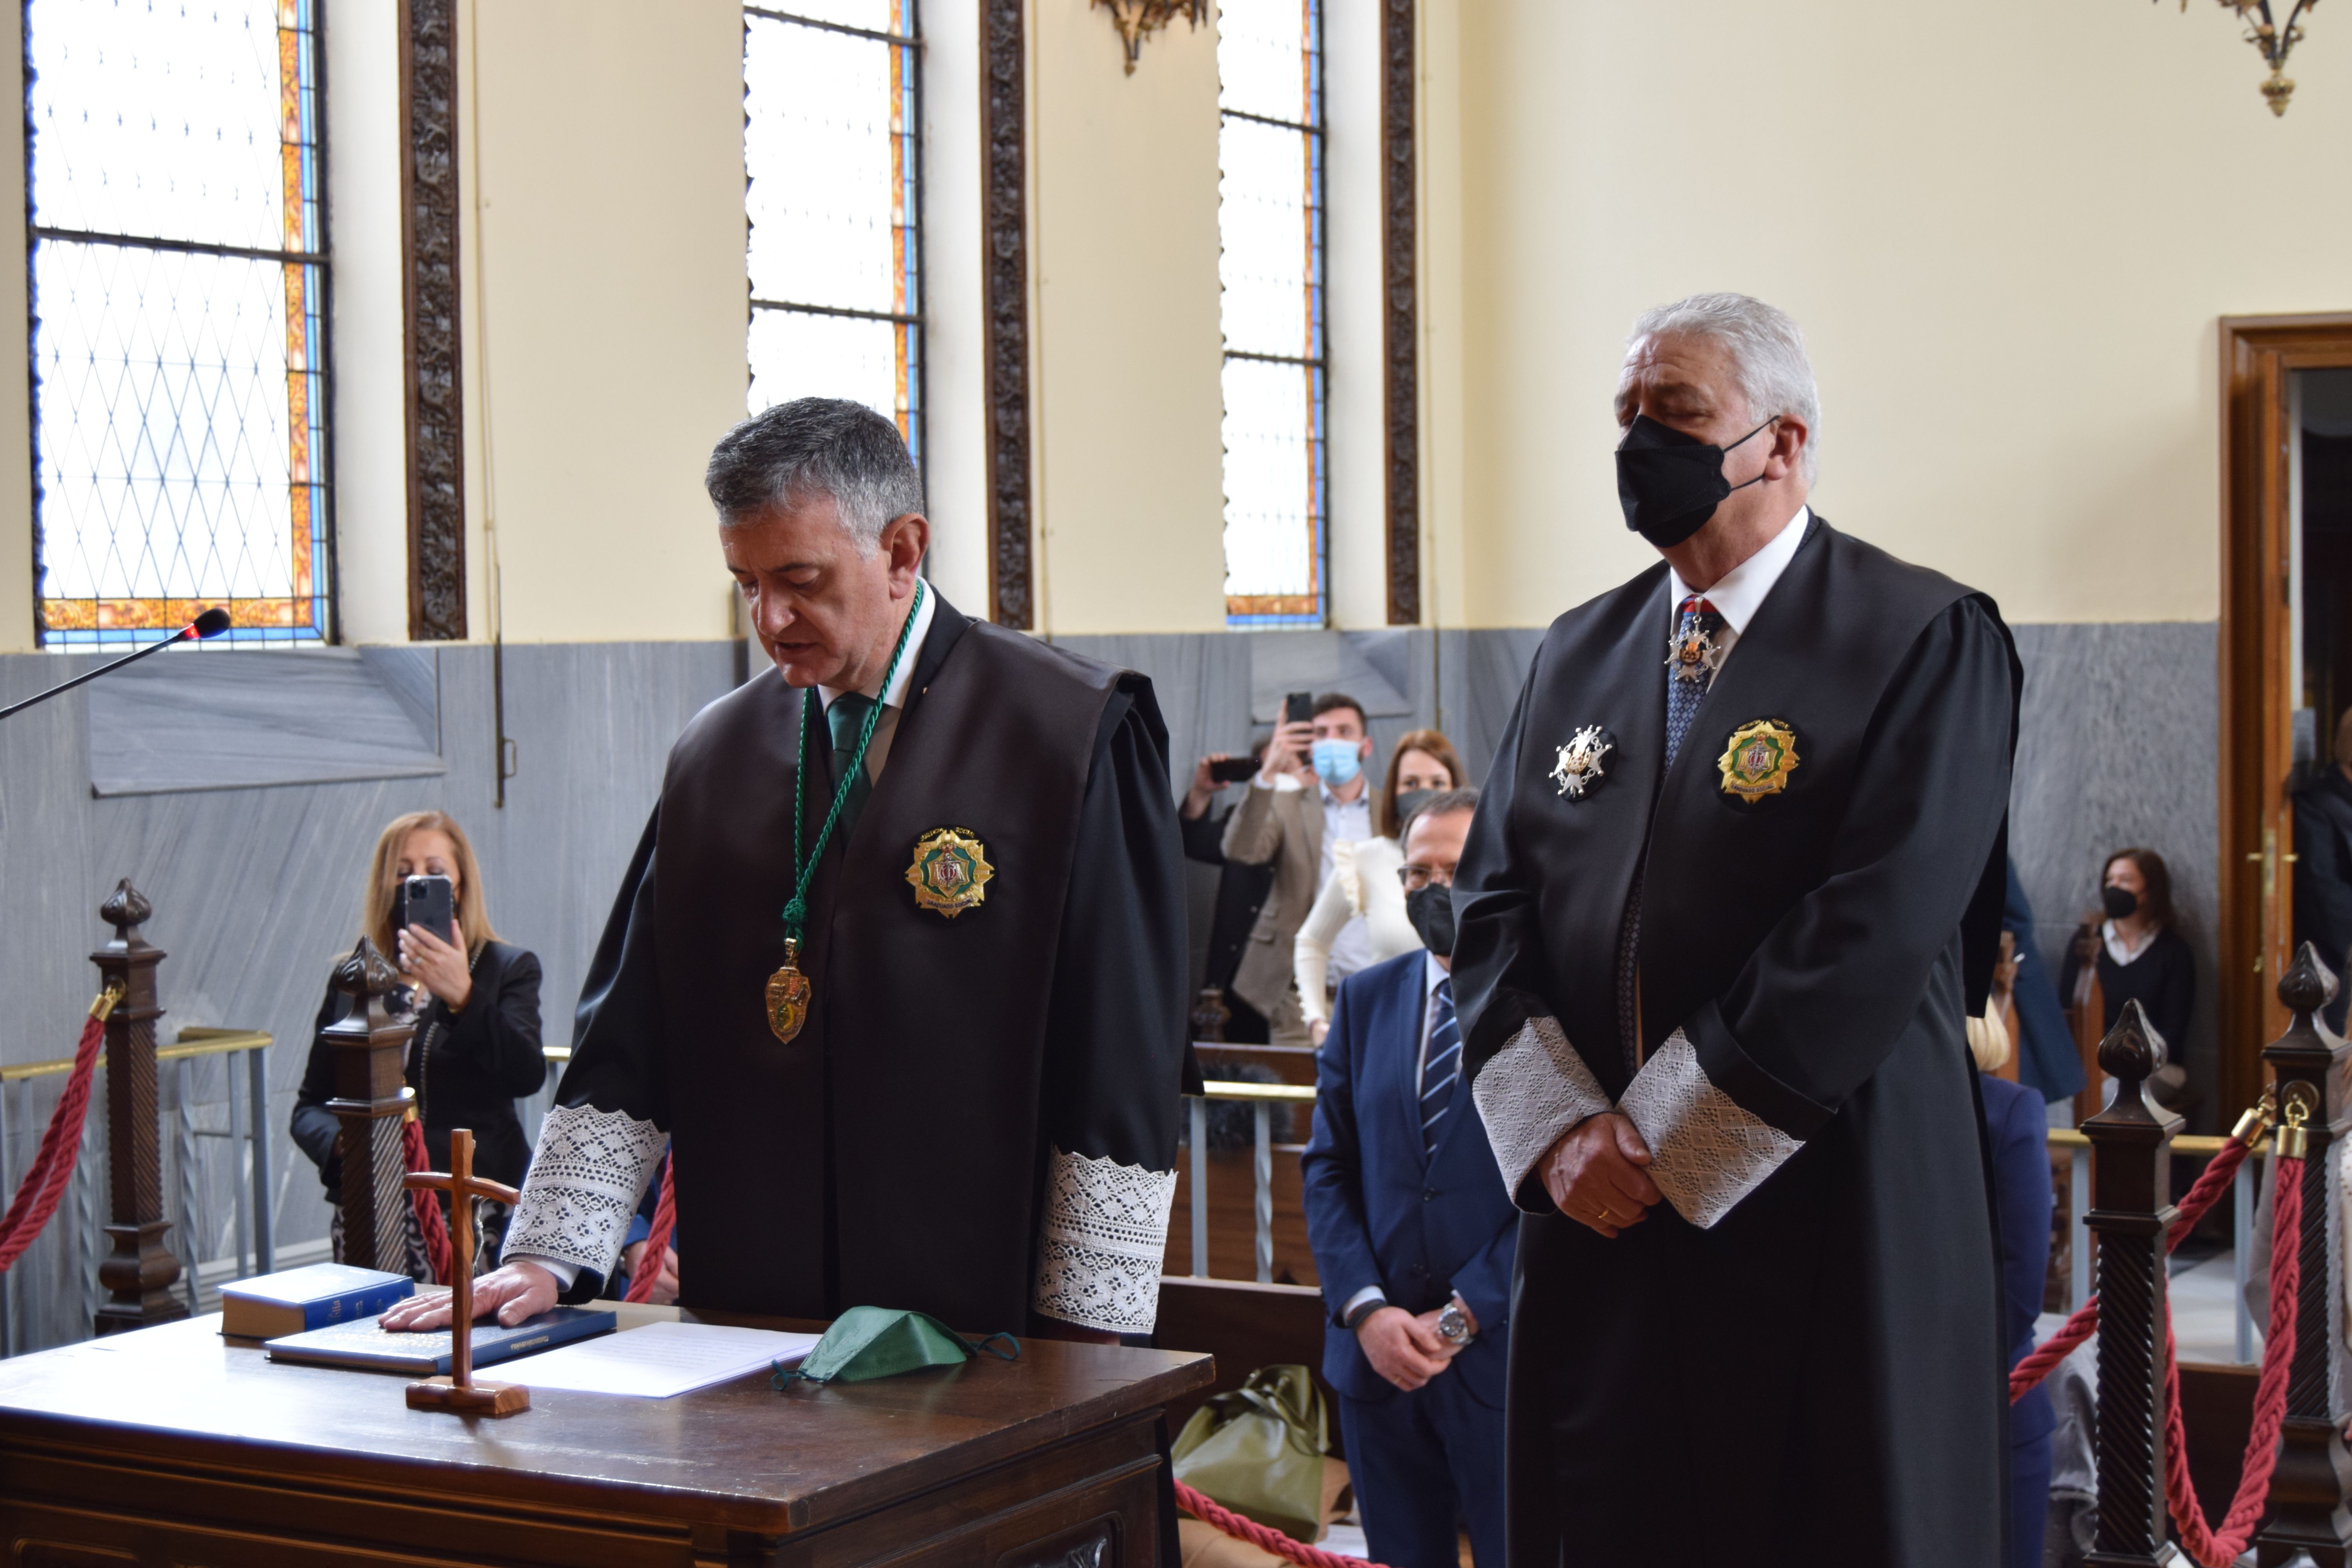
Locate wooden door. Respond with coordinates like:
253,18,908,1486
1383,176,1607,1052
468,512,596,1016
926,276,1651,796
2220,315,2352,1119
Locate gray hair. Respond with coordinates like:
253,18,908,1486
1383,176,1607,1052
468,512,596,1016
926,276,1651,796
1402,785,1480,848
704,397,926,554
1628,293,1820,481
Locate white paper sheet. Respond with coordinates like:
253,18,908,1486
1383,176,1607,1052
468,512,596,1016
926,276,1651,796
501,1319,821,1399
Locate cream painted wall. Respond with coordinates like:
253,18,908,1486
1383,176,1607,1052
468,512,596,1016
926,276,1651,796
456,0,748,644
1029,0,1227,635
1454,0,2352,628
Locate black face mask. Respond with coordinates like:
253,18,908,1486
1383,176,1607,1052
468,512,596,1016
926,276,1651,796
1615,413,1777,548
1405,882,1456,959
2102,885,2140,921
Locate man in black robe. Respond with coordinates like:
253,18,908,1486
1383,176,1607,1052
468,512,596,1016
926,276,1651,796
1454,293,2018,1566
387,397,1191,1345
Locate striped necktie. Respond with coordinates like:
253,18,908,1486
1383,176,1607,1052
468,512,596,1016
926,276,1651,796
1616,595,1724,1067
1421,976,1459,1158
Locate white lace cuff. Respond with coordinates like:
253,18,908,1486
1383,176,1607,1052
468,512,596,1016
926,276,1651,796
1032,1146,1178,1334
503,1102,669,1280
1472,1015,1612,1208
1619,1030,1803,1230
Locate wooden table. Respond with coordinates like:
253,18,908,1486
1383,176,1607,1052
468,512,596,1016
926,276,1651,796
0,1310,1213,1567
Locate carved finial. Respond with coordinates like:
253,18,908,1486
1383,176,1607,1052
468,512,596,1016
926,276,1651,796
2281,940,2339,1016
334,936,401,1000
99,877,151,935
2097,998,2169,1086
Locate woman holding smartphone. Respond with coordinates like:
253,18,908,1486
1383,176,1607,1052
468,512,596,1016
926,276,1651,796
290,810,546,1279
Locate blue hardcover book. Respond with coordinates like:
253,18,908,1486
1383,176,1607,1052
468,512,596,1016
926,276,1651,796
264,1306,617,1377
219,1263,415,1339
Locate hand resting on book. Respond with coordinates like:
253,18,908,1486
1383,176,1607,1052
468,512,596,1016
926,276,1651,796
379,1259,559,1330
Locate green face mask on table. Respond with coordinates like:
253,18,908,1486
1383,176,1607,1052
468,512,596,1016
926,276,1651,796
771,1305,1020,1388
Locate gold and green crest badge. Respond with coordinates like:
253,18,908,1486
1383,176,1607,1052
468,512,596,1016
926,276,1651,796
1717,719,1800,802
906,827,995,918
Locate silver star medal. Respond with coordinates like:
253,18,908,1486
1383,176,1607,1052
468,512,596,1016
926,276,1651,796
1666,622,1722,684
1550,724,1613,800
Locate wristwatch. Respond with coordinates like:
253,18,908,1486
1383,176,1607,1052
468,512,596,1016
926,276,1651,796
1437,1299,1473,1346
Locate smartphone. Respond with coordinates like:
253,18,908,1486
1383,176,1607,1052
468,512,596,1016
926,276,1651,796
393,874,456,945
1283,691,1315,727
1208,756,1258,784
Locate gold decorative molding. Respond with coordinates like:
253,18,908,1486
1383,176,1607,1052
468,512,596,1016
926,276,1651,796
1093,0,1207,76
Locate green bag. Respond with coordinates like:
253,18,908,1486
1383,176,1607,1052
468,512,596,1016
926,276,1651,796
1169,1364,1330,1544
771,1306,1020,1387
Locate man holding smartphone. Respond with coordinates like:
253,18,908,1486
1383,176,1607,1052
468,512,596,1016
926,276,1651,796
1220,691,1377,1045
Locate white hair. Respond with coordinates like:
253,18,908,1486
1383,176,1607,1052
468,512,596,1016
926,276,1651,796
1628,293,1820,482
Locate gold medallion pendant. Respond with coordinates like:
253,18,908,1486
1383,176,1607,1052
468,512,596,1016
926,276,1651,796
766,939,811,1044
1717,719,1800,802
906,827,995,918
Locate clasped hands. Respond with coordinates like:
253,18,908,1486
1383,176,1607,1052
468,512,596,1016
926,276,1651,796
1355,1297,1479,1392
1540,1112,1659,1239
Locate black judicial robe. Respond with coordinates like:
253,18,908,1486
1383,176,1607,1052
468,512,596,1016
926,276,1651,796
1453,517,2019,1568
514,593,1192,1336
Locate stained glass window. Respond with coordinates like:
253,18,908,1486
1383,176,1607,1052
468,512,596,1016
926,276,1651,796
1219,0,1324,627
745,2,923,468
27,0,328,647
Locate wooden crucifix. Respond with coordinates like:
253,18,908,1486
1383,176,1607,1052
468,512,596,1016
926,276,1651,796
402,1127,527,1416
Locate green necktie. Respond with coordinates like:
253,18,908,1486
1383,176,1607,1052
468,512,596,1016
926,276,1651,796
825,691,877,837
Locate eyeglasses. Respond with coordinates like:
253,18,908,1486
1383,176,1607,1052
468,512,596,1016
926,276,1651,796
1398,865,1456,892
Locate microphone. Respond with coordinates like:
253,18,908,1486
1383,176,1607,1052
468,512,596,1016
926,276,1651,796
0,606,235,722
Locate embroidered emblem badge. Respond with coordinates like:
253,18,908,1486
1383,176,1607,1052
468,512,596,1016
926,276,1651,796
906,827,995,918
1717,719,1800,802
1549,724,1615,800
1666,623,1723,684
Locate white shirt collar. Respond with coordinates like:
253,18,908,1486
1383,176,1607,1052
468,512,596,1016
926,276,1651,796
1667,505,1809,634
1424,950,1449,996
818,579,936,712
1321,778,1371,813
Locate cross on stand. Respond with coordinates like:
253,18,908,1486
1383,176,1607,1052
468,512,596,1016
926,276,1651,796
401,1127,527,1417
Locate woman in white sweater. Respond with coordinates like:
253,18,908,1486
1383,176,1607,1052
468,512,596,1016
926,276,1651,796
1296,728,1464,1044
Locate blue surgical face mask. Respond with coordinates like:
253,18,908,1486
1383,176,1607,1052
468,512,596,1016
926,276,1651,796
1311,739,1363,788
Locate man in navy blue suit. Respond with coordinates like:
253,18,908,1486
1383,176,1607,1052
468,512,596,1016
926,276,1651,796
1303,788,1514,1568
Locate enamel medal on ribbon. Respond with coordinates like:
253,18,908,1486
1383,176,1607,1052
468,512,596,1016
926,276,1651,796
766,939,811,1044
1550,724,1614,800
1666,622,1722,684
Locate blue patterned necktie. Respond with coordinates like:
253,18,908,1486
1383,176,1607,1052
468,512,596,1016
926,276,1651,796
1616,595,1724,1067
1421,976,1460,1158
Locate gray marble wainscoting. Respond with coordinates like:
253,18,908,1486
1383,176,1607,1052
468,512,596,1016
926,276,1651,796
0,617,2223,1352
2007,622,2221,1125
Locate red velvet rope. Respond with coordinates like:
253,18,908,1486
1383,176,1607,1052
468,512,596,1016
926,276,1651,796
400,1116,455,1286
2009,1129,2257,1403
1173,1479,1390,1568
0,1013,106,1272
2164,1149,2302,1567
625,1160,676,1304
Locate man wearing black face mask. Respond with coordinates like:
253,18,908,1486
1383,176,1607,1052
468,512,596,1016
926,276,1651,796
1302,789,1515,1568
1452,293,2020,1568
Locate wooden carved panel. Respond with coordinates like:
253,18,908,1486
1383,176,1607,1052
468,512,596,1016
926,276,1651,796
400,0,466,641
1380,0,1419,626
984,0,1034,629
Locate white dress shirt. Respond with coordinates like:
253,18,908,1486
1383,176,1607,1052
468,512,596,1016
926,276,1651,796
1319,780,1376,980
1665,504,1810,665
817,580,937,783
1338,953,1454,1323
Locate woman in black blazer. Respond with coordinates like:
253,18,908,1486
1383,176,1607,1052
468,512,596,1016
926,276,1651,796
291,811,545,1276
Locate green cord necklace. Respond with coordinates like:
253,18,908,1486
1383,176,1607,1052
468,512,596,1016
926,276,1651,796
765,578,927,1044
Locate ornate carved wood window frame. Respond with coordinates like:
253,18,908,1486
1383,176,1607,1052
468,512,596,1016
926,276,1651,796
982,0,1032,628
401,0,465,642
1381,0,1418,625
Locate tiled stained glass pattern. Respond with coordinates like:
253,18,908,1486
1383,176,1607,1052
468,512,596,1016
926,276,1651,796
29,0,328,646
1220,0,1325,627
745,2,923,466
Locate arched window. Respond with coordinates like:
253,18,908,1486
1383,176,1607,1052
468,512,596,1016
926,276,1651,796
27,0,329,646
1219,0,1325,627
744,2,924,469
